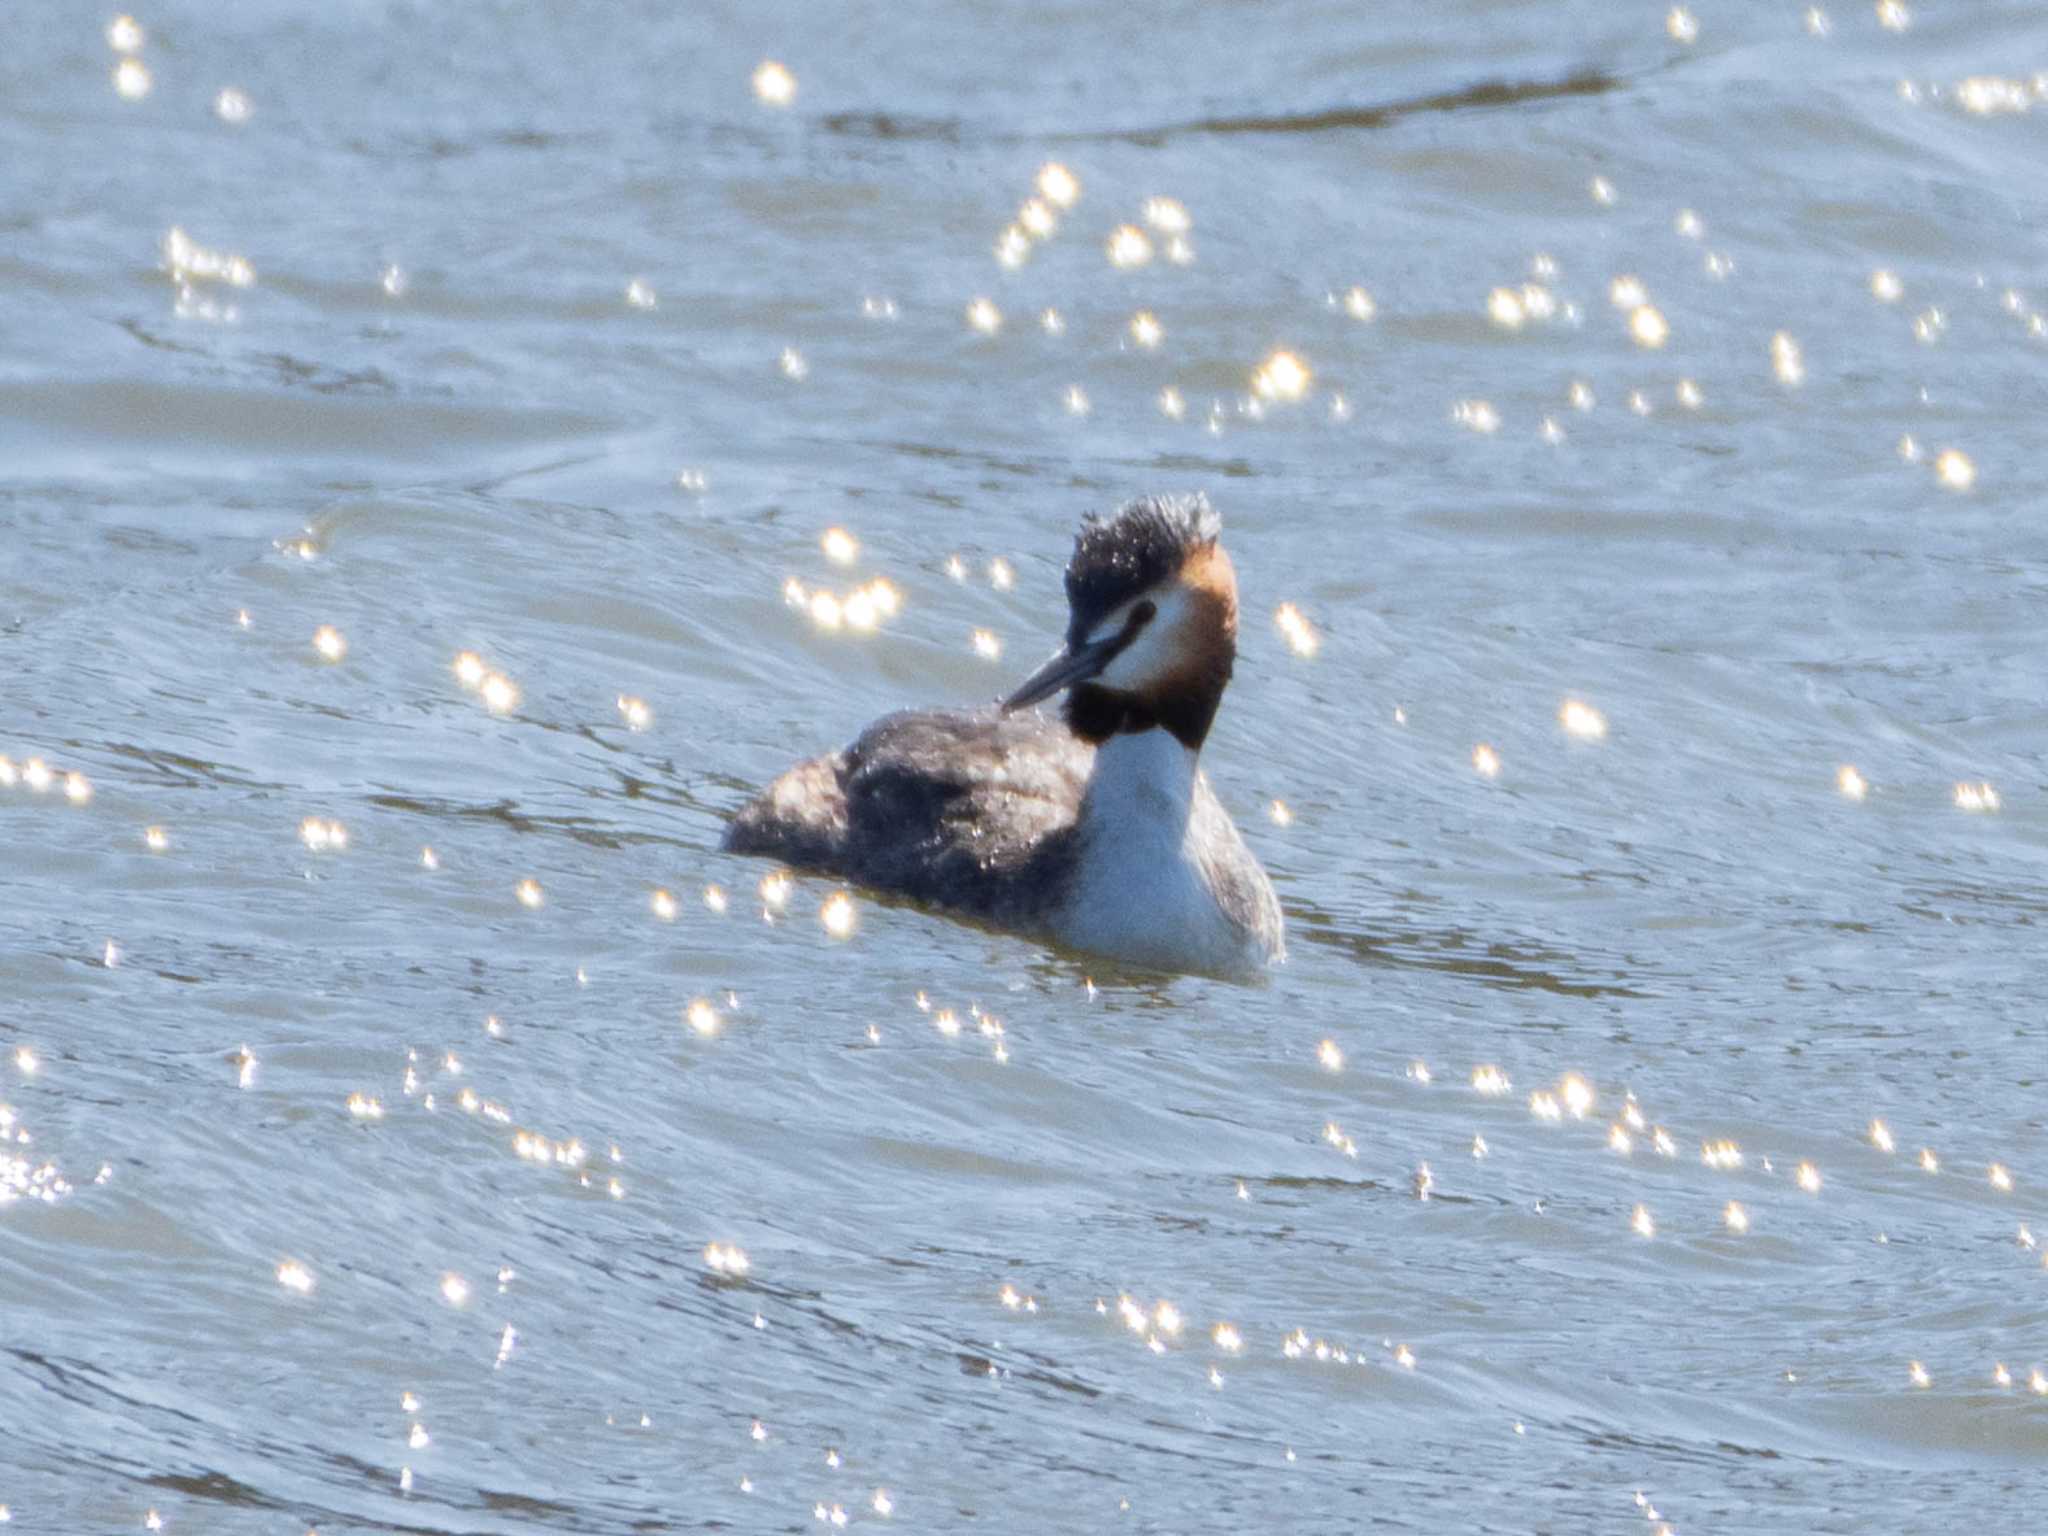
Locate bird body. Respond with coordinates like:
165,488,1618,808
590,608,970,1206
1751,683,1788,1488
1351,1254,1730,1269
723,494,1284,978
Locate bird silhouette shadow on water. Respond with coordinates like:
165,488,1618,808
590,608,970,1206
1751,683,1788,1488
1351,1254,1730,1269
1287,899,1651,1001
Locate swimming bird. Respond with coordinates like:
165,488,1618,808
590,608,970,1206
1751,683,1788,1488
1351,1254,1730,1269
723,493,1284,978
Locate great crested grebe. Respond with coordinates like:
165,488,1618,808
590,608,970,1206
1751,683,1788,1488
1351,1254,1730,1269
723,493,1284,978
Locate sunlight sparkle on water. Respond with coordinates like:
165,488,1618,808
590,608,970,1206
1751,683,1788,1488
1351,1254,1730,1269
1106,225,1153,269
820,527,859,566
780,348,808,381
617,694,652,730
1569,380,1595,411
1629,306,1669,348
1560,1075,1594,1118
440,1272,470,1306
1590,176,1617,205
113,57,151,99
1063,385,1090,416
1909,1359,1930,1387
1487,288,1527,330
966,298,1001,335
624,278,657,310
1343,286,1377,322
1036,162,1080,209
1472,743,1501,779
1316,1039,1343,1072
1838,764,1867,800
1269,799,1292,825
1796,1161,1823,1193
1953,781,1999,812
686,999,720,1036
107,14,144,51
1453,399,1500,433
970,628,1002,661
820,891,856,939
1472,1064,1511,1096
1158,387,1185,420
1771,331,1805,386
650,889,677,922
705,1242,750,1276
1934,449,1975,490
65,772,92,805
1143,196,1191,234
1609,276,1648,310
1871,269,1903,303
299,817,347,852
752,60,796,106
1559,699,1606,739
312,626,347,662
1632,1204,1655,1239
23,759,50,793
514,878,543,909
995,226,1030,268
477,671,517,712
1253,350,1311,402
1129,311,1163,348
1273,603,1319,657
214,87,252,124
1989,1163,2013,1192
1919,1147,1939,1172
1869,1118,1894,1152
1957,77,2034,116
759,871,792,911
1702,1139,1743,1170
1877,0,1910,30
1040,308,1065,335
1667,6,1698,42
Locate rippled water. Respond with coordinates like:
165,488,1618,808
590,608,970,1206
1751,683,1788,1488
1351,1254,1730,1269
7,2,2048,1530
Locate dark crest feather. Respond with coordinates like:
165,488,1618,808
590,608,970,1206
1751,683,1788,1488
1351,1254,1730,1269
1063,493,1221,646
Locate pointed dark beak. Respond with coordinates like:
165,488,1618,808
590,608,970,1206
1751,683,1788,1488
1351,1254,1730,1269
1000,635,1120,712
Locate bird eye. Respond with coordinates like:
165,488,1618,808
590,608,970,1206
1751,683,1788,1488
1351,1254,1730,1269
1130,600,1157,626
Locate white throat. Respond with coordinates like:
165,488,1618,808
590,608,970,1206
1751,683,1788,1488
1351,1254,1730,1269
1079,728,1197,840
1057,728,1244,972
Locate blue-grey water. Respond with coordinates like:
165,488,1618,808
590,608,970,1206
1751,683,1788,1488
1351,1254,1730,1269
5,3,2048,1531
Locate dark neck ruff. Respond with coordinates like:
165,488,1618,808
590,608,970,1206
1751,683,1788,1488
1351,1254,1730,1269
1065,675,1225,753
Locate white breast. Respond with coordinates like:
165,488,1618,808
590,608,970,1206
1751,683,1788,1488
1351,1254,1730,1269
1053,730,1267,977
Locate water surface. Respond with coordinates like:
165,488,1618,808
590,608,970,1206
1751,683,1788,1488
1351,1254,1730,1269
5,3,2048,1530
